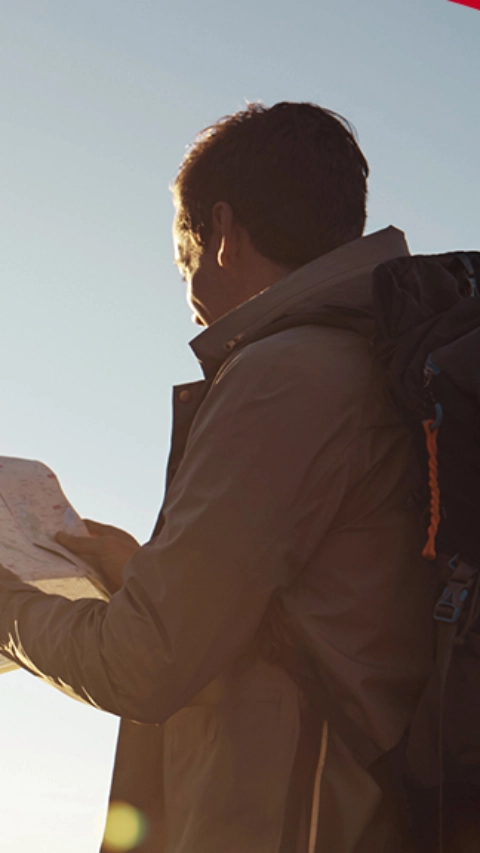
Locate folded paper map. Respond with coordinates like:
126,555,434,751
0,457,109,673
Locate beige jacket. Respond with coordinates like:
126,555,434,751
0,227,437,853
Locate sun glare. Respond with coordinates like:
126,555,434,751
102,801,148,852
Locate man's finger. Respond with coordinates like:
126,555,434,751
83,519,139,546
83,519,110,536
55,532,105,555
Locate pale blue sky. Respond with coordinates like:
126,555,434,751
0,1,478,850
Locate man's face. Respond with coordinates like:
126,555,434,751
173,211,238,327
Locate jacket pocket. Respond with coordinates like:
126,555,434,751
163,694,299,853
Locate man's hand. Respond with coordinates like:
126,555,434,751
55,520,140,595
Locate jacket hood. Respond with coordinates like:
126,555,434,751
190,226,410,378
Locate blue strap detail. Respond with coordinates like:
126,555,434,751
434,585,469,624
422,402,443,432
425,354,441,377
455,251,478,297
434,558,478,624
431,403,443,431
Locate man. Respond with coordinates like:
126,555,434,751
0,102,436,852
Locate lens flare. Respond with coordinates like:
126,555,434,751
103,800,148,851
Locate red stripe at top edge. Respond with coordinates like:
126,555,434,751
448,0,480,9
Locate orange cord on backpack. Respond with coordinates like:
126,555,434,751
422,418,441,560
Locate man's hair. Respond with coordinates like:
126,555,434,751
173,101,369,270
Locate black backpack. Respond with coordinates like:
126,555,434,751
372,250,480,852
256,250,480,852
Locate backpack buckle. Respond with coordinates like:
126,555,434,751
434,557,478,624
434,583,469,623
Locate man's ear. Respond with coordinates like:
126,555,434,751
211,202,238,270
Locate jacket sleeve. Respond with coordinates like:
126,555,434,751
0,329,366,723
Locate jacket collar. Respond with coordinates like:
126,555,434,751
190,226,410,377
